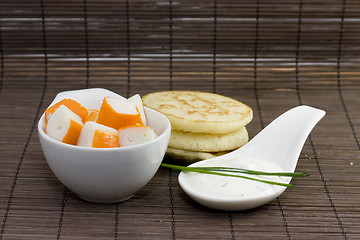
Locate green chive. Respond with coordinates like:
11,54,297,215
161,163,310,188
193,167,309,177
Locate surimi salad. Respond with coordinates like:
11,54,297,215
44,94,157,148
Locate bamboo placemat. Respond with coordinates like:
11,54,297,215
0,1,359,239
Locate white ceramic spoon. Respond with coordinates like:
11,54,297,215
178,105,326,211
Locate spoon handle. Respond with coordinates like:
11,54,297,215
228,105,326,171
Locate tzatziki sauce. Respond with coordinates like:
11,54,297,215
183,158,288,199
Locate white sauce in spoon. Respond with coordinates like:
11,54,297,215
183,158,289,199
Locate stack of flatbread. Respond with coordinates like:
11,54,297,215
142,91,253,164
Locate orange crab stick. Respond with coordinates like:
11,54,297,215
96,96,142,129
77,121,120,148
45,98,88,123
118,125,157,147
45,105,84,145
84,109,99,123
128,94,147,126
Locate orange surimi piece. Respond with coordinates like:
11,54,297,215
118,125,157,147
96,96,142,130
77,121,120,148
45,105,84,145
45,98,88,123
128,94,148,126
84,109,99,123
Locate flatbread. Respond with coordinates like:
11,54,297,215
169,127,248,152
165,147,230,164
143,91,253,134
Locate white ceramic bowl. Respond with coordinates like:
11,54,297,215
38,88,171,203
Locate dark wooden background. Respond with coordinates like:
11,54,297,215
0,0,359,239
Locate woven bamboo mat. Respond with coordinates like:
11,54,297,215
1,1,359,239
